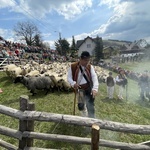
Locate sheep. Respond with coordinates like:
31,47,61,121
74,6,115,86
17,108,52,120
20,65,31,76
11,66,22,79
3,64,17,77
14,75,54,96
30,60,40,67
49,75,59,91
25,70,40,77
57,79,72,92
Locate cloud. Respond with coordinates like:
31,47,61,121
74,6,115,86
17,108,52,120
0,0,15,8
0,28,13,40
0,27,25,43
1,0,150,48
4,0,92,20
91,0,150,42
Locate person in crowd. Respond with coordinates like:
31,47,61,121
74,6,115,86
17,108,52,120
138,70,150,101
116,69,128,100
15,48,19,58
67,51,99,118
106,72,115,99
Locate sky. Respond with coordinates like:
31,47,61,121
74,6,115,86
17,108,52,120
0,0,150,49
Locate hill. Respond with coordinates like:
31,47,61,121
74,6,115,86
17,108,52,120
103,39,132,47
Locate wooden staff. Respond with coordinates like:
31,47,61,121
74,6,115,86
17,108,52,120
73,89,77,115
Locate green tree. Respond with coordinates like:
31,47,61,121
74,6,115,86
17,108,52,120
34,34,43,47
94,36,103,63
70,36,77,57
14,21,41,46
55,38,70,56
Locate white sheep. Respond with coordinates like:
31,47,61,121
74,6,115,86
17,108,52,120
11,66,22,79
3,64,17,77
25,70,40,77
57,79,72,92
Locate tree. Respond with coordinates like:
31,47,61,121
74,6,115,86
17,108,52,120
70,36,77,58
94,36,104,63
34,34,42,47
14,21,42,46
55,38,70,56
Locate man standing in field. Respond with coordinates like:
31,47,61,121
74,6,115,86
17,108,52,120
67,51,99,118
138,70,150,101
106,72,115,99
116,69,128,100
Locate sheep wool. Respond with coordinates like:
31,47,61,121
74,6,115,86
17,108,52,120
14,76,54,96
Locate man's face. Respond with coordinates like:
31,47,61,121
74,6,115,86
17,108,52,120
80,58,90,67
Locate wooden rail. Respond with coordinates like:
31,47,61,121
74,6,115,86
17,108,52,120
0,95,150,150
0,57,21,70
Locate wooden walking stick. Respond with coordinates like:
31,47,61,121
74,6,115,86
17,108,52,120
125,80,128,101
126,84,127,101
73,88,77,115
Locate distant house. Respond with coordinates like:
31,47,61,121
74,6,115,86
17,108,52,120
103,46,115,58
76,36,102,57
121,39,147,54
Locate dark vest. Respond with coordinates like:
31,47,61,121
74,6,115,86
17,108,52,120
106,76,114,87
71,62,91,81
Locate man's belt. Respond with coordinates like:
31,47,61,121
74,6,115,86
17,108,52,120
79,83,89,90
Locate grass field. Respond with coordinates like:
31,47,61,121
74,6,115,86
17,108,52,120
0,60,150,150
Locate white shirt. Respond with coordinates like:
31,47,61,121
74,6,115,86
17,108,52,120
67,65,99,92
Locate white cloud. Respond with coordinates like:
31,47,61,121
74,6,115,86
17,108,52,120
56,0,92,19
0,28,11,39
0,0,15,8
0,28,22,43
99,0,121,8
5,0,92,20
91,0,150,42
1,0,150,48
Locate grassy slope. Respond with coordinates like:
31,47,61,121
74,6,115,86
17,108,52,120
0,61,150,150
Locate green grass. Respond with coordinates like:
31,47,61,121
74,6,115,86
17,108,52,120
0,61,150,150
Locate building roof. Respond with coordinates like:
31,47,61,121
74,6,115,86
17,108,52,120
76,36,96,49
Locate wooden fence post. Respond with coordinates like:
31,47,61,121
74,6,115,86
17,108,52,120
27,102,35,147
91,124,100,150
19,95,29,149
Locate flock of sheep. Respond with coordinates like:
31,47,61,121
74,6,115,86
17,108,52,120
2,60,109,96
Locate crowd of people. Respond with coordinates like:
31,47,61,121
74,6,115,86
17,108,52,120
0,37,73,63
111,53,144,64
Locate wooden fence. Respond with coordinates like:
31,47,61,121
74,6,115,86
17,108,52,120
0,95,150,150
0,57,40,71
0,57,21,70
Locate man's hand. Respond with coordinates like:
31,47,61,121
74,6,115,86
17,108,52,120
73,83,81,90
91,90,98,98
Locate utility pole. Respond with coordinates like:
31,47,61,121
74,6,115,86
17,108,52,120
59,32,62,56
